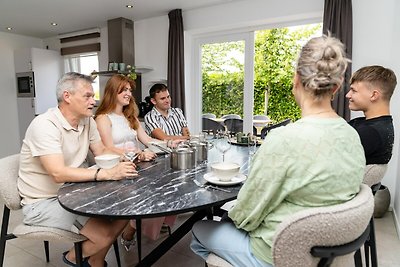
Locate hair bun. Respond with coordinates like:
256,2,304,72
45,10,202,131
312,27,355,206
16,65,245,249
296,35,349,96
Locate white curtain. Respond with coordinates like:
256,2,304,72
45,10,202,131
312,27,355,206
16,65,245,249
64,56,80,73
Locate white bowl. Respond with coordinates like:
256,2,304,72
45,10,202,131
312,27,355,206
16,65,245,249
211,162,240,182
94,154,120,169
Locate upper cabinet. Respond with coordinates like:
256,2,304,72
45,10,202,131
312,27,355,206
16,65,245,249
14,48,33,73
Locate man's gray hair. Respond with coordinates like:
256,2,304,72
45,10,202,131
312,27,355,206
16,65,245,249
56,72,93,103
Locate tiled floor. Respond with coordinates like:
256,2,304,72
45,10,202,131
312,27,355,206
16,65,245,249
2,207,400,267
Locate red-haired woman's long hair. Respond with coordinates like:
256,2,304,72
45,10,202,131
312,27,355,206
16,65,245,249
95,74,139,130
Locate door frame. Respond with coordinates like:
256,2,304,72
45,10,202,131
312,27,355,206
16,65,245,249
188,31,255,134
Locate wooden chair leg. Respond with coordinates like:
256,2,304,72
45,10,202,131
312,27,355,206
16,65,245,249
43,241,50,262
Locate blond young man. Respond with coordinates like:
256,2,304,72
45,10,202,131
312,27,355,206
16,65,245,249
346,65,397,164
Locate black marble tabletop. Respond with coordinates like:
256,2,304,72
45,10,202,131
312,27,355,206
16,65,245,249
58,142,252,219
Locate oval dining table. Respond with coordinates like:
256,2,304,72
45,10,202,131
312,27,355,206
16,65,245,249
58,141,252,267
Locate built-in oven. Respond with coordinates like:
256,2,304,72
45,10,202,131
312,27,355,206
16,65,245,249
16,71,35,97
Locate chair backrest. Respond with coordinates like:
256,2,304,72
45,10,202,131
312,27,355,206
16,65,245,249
260,118,291,139
0,154,22,210
253,114,270,120
253,115,270,128
363,164,388,187
202,117,225,133
273,184,374,267
221,114,241,120
202,113,217,119
223,118,243,134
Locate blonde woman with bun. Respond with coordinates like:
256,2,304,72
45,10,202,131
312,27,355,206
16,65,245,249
190,35,366,267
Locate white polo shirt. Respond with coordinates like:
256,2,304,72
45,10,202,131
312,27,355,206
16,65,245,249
18,107,101,205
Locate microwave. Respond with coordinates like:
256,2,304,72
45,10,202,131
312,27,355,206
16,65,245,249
16,71,35,97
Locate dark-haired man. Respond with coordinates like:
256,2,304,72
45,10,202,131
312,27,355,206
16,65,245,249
144,83,190,140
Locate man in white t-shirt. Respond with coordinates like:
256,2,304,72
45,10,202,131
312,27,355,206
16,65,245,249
144,83,190,141
18,72,136,266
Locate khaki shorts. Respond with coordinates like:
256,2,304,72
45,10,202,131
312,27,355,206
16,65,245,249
22,197,89,234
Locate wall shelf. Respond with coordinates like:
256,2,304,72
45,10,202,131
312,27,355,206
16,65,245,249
91,70,130,76
135,66,154,74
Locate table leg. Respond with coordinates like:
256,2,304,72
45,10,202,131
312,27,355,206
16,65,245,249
135,209,208,267
136,219,142,262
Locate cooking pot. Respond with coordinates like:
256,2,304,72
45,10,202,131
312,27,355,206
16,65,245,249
170,144,196,170
188,140,214,164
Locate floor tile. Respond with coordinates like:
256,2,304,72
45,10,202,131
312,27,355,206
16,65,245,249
2,204,400,267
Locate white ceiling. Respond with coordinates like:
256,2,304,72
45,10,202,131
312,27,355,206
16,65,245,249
0,0,240,38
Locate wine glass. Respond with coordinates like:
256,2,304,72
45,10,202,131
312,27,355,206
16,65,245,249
123,140,139,162
248,134,258,157
215,131,231,162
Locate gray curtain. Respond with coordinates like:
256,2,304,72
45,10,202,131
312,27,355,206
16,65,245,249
168,9,186,112
323,0,352,121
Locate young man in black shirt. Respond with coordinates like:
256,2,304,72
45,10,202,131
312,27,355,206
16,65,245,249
346,65,397,164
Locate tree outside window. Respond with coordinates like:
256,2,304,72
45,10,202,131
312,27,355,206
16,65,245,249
202,23,321,122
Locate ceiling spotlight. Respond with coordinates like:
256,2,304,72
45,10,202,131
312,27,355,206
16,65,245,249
51,22,58,26
126,5,133,8
6,27,12,31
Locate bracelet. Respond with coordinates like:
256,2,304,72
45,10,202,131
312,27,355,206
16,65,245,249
94,168,101,181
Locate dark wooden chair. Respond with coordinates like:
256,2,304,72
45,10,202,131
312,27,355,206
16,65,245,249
260,118,291,139
202,118,225,135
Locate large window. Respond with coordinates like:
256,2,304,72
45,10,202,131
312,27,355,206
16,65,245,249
197,23,321,133
64,53,100,100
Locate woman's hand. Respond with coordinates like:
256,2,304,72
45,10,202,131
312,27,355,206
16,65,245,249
138,150,157,161
102,161,138,180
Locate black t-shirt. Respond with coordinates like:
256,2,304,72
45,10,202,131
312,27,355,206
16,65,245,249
349,115,394,164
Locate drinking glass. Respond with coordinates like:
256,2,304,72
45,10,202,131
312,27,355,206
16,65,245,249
123,140,138,162
215,132,231,162
248,134,258,157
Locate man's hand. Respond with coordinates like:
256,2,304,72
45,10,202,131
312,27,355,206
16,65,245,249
101,161,137,180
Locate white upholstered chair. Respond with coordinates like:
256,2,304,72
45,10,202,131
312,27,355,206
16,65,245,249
0,154,121,267
206,184,374,267
361,164,388,267
202,113,217,119
221,114,241,120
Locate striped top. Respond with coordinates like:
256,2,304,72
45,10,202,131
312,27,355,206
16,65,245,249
144,107,188,137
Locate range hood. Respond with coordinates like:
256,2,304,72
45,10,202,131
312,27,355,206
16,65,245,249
107,17,135,66
92,17,152,76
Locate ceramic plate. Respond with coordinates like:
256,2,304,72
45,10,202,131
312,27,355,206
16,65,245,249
203,172,247,186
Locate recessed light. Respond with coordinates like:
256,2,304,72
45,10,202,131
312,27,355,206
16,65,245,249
126,5,133,8
6,27,12,31
51,22,58,26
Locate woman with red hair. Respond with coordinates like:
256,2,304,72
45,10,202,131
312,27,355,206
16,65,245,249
95,74,175,251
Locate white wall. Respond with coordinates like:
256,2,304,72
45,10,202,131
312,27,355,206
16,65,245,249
0,32,43,157
353,0,400,228
134,16,169,96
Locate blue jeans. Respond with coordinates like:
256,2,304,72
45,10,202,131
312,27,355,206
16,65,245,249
190,220,273,267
